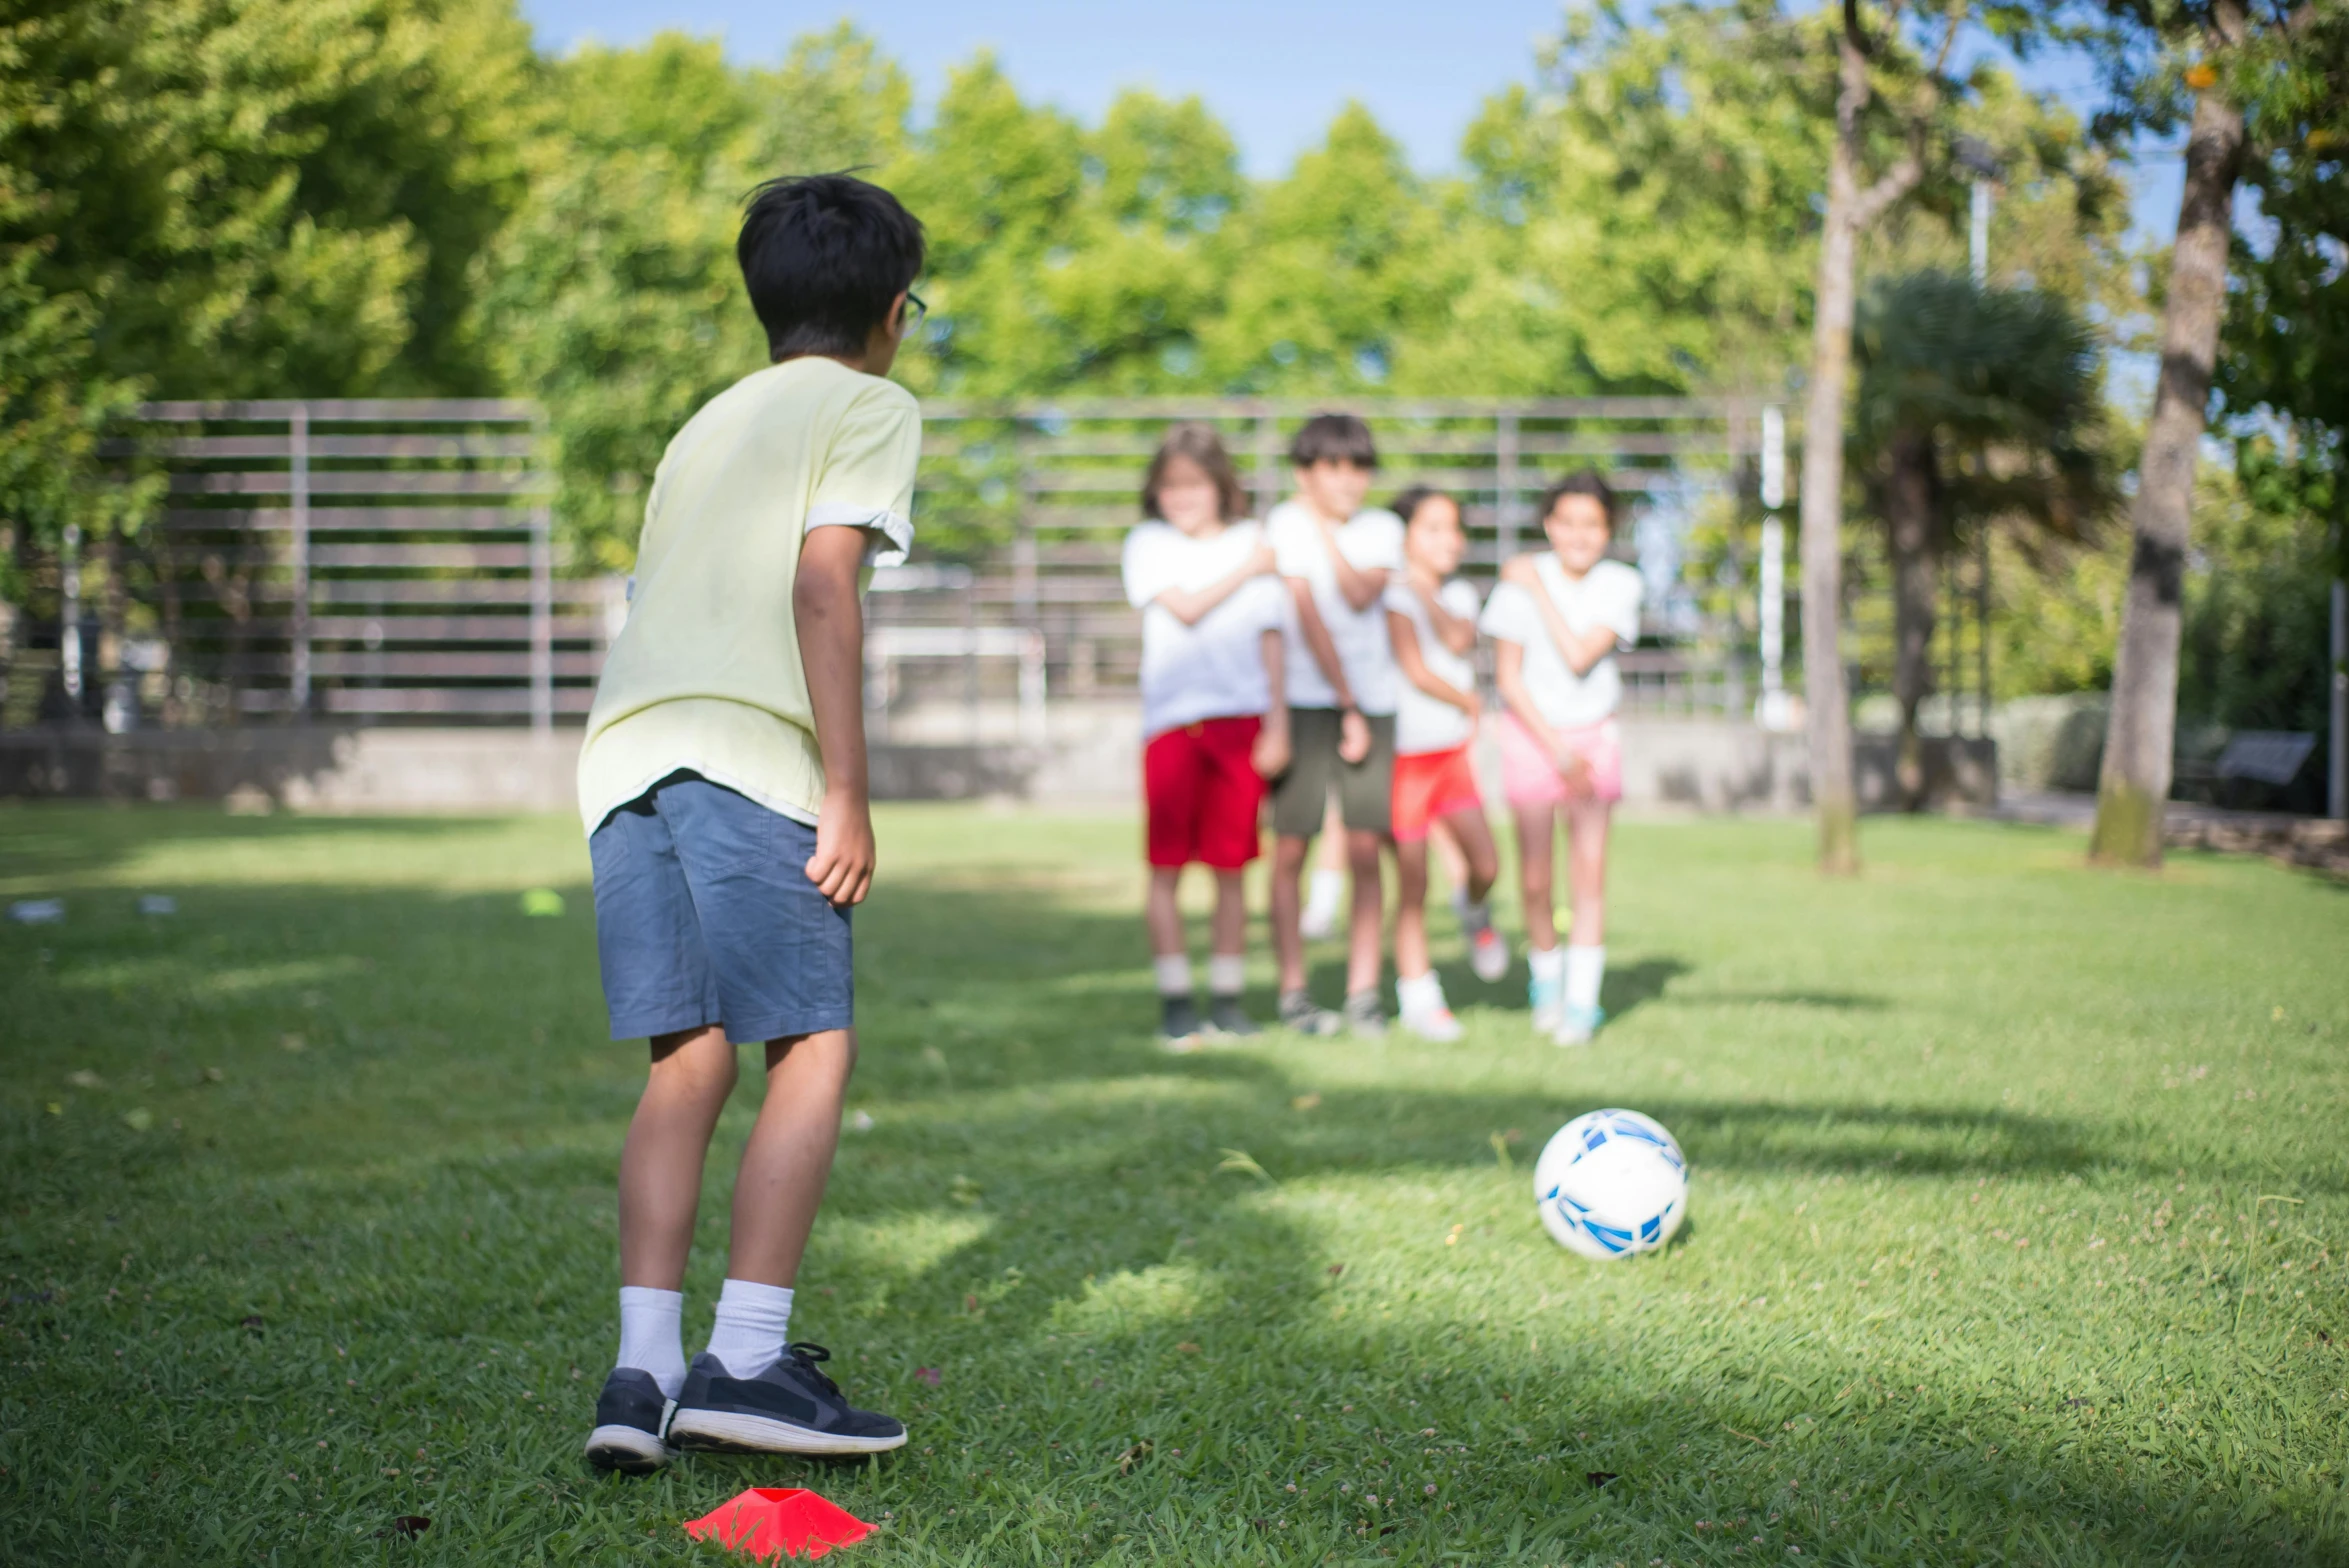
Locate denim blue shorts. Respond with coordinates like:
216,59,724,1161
588,772,853,1043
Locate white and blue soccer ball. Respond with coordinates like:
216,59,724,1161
1533,1109,1688,1260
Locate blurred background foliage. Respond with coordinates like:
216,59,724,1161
0,0,2337,739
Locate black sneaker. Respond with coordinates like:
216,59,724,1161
1158,994,1206,1051
1278,988,1343,1036
1205,996,1260,1037
1343,988,1388,1038
583,1367,674,1474
666,1343,907,1456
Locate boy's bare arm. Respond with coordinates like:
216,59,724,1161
1499,556,1617,675
1288,577,1354,708
1388,607,1478,717
794,527,877,906
1252,628,1292,779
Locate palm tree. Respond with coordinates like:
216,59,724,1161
1852,270,2111,808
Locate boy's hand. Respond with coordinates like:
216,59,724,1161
1252,717,1292,780
806,792,876,906
1500,555,1539,588
1247,541,1279,577
1338,707,1372,765
1458,690,1484,724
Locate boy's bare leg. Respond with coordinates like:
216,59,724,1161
1563,799,1611,946
1429,817,1470,903
1271,833,1311,992
1343,827,1384,997
1394,837,1432,979
619,1026,738,1290
1514,804,1559,952
1144,866,1187,958
725,1029,857,1288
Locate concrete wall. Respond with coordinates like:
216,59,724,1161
1,712,1996,816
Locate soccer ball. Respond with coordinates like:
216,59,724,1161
1532,1109,1688,1260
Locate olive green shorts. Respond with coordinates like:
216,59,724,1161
1269,706,1396,839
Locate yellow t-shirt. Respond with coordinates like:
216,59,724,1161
577,356,919,833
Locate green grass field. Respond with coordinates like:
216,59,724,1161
2,803,2345,1566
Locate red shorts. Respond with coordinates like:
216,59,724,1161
1144,715,1265,869
1391,744,1483,843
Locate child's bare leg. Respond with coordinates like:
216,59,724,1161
1429,817,1470,903
1394,837,1432,979
1514,804,1558,952
1443,808,1502,905
1145,865,1187,958
1344,827,1384,997
1271,833,1311,992
724,1029,857,1288
619,1026,738,1290
1563,798,1611,945
1210,868,1247,957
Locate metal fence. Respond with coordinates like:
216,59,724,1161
118,399,612,728
30,395,1811,732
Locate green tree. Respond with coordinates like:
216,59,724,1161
1852,270,2111,805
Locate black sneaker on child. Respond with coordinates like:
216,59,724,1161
1278,988,1343,1036
1158,994,1206,1050
583,1367,674,1474
1343,988,1388,1038
1205,996,1260,1037
666,1343,907,1456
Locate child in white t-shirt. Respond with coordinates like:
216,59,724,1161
1381,487,1508,1041
1264,414,1407,1038
1478,471,1643,1046
1121,423,1291,1046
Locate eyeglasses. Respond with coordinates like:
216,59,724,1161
903,290,928,332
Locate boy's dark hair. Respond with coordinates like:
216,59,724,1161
1288,413,1379,470
1141,423,1249,522
1537,468,1617,527
738,174,925,361
1390,485,1456,528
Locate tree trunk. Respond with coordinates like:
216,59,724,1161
1798,24,1881,876
1886,428,1938,811
2089,75,2246,867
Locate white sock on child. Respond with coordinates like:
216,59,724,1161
1153,955,1193,997
1528,944,1565,983
617,1285,687,1399
1396,971,1447,1016
1565,944,1606,1012
1206,953,1245,997
704,1278,795,1379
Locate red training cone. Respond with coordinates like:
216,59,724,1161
683,1487,874,1561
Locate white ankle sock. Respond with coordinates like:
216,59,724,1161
1396,971,1447,1015
616,1285,687,1399
1206,953,1246,997
1565,944,1606,1011
1153,955,1193,997
703,1278,795,1379
1528,944,1565,983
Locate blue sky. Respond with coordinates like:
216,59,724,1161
519,0,2182,245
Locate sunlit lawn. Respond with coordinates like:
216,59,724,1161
1,801,2344,1566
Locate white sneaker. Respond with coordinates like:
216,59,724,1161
1401,1003,1463,1042
1468,924,1510,984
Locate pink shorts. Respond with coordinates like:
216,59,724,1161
1497,713,1623,807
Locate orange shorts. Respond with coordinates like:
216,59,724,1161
1390,744,1483,843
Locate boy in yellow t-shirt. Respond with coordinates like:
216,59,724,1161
576,174,921,1473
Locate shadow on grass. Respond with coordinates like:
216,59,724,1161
2,838,2335,1566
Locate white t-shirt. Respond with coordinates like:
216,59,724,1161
1266,500,1406,714
1478,556,1644,730
1383,577,1483,756
1123,519,1289,739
